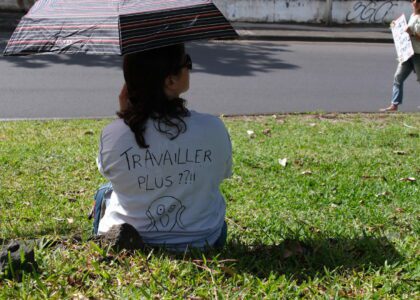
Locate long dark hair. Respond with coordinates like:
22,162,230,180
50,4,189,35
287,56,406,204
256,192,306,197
118,44,190,148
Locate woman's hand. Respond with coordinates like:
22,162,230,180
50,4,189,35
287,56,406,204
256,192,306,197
119,83,129,111
390,20,396,28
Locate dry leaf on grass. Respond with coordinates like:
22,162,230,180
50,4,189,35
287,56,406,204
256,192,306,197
246,130,255,138
403,123,416,129
399,177,416,182
272,114,285,123
362,175,387,181
262,128,271,136
278,158,287,167
294,159,304,166
72,293,89,300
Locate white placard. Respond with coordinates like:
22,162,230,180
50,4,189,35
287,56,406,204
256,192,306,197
391,14,414,63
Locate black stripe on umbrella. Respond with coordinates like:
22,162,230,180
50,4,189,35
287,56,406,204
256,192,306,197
120,4,237,55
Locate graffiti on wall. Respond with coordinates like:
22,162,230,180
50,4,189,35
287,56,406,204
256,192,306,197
285,0,305,9
346,0,398,23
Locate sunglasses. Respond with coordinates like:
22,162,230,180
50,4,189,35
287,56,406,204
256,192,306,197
178,54,192,70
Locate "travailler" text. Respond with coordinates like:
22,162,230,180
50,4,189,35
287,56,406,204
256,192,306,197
120,147,212,170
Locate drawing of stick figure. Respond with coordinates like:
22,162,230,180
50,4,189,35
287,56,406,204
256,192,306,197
146,196,185,232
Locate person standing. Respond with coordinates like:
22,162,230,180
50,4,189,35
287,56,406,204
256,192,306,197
381,0,420,112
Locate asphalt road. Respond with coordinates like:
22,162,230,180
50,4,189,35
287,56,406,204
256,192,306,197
0,36,419,119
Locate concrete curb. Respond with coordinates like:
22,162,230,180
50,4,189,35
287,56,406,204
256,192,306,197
237,35,393,44
233,23,393,44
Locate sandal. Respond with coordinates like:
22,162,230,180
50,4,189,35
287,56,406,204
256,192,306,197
380,104,398,112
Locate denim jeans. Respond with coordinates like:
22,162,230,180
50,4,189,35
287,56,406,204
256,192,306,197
92,182,113,235
391,54,420,105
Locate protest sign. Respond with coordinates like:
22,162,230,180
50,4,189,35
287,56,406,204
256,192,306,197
391,14,414,63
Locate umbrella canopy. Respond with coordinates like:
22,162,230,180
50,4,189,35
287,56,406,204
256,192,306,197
3,0,237,56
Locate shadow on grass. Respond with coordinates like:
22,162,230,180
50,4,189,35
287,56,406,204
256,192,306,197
1,234,403,283
0,227,87,248
219,236,402,280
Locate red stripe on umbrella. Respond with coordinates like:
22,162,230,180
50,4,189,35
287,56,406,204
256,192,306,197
16,25,117,30
8,39,120,45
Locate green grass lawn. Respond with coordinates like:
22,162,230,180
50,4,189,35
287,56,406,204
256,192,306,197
0,113,419,299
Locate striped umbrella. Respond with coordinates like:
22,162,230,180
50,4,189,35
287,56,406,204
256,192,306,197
3,0,237,56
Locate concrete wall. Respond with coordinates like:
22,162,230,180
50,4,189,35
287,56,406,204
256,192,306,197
214,0,326,23
0,0,414,24
213,0,412,24
332,0,412,24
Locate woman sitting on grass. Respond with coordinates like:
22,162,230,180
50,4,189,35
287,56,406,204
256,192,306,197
93,43,232,252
